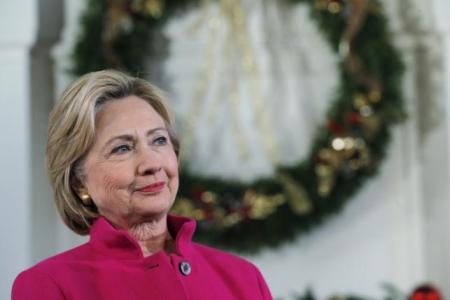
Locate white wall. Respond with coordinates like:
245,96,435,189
423,0,450,293
1,0,450,299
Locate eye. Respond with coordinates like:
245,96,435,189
111,144,132,154
153,136,168,146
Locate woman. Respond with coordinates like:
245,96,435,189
12,70,273,300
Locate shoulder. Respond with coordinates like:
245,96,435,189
12,265,64,299
192,242,260,274
193,243,256,269
12,243,90,299
191,243,273,299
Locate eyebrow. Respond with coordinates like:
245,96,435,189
102,127,168,149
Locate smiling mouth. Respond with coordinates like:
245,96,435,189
138,182,165,193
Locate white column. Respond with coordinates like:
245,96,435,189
30,0,63,263
433,0,450,177
0,1,36,298
0,0,62,298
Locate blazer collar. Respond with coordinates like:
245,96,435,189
89,215,196,259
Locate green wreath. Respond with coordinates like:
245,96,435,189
71,0,405,253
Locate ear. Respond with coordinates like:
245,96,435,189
71,172,86,197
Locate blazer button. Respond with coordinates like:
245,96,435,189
179,261,191,276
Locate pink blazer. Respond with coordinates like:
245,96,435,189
12,215,273,299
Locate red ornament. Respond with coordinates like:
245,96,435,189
347,112,362,125
410,284,442,300
327,120,345,135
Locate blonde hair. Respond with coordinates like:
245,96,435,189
47,70,179,234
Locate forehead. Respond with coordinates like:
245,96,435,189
95,96,166,136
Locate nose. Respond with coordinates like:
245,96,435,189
136,147,162,176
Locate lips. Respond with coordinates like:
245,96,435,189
138,182,165,193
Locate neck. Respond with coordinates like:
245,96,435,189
127,216,175,257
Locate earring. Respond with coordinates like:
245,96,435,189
80,192,91,205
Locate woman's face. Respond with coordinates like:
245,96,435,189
81,96,179,228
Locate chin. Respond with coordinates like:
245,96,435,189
133,193,174,214
136,203,172,217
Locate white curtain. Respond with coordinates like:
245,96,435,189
164,0,338,182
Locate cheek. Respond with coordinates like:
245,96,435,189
102,175,122,195
167,153,179,178
86,164,133,201
166,152,179,190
